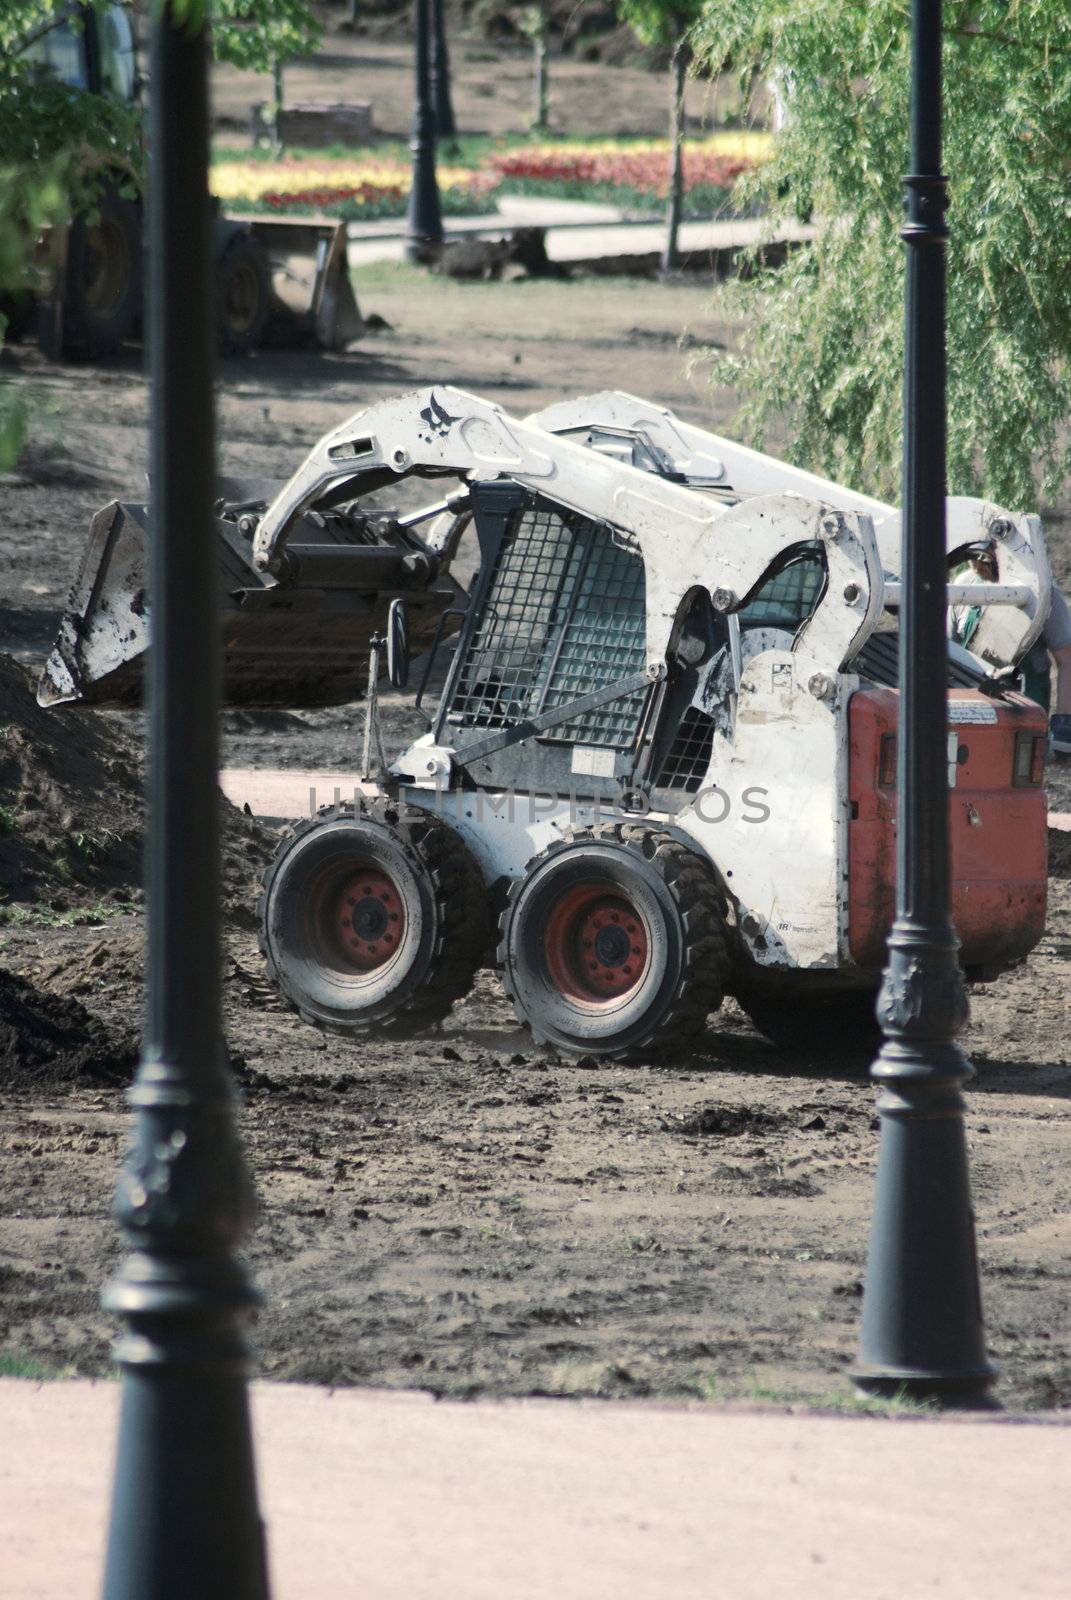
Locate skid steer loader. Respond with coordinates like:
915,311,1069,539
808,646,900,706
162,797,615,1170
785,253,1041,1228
184,384,1046,1059
39,386,1051,1055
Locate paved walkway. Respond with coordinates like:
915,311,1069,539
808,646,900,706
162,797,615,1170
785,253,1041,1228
2,1377,1068,1600
347,198,815,269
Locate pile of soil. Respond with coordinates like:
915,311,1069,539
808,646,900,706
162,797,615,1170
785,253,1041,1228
0,652,275,924
0,969,136,1088
0,653,142,909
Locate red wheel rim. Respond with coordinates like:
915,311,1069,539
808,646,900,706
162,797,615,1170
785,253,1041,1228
332,866,405,971
543,884,650,1005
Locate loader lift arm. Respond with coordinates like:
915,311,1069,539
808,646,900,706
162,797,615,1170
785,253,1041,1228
249,385,885,686
528,391,1052,675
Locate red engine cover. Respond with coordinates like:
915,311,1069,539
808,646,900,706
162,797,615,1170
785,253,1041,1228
848,688,1048,972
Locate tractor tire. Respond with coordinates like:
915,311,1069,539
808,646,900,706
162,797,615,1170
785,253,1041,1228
62,185,142,359
0,292,33,344
734,981,882,1059
216,233,271,355
259,799,488,1038
498,823,729,1061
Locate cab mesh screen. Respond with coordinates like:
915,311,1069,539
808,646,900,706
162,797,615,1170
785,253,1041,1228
656,705,716,791
446,503,648,750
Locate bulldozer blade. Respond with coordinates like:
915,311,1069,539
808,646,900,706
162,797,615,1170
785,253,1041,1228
37,496,462,710
236,216,363,351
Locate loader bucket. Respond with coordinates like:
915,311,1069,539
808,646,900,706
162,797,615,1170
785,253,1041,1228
37,488,463,710
233,215,363,350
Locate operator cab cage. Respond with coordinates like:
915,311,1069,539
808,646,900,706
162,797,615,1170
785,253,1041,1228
238,386,894,805
415,478,847,813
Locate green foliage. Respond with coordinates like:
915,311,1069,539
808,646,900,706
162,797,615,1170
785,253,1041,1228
692,0,1071,506
211,0,322,73
618,0,704,49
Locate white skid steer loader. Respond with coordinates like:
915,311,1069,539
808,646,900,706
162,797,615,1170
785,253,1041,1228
39,386,1051,1056
207,385,1049,1059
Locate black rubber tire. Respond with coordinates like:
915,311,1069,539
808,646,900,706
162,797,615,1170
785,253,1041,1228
216,233,271,355
259,799,488,1038
734,981,882,1058
498,823,729,1061
0,292,33,344
62,185,142,359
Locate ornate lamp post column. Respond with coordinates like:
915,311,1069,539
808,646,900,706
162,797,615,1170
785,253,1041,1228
430,0,458,144
100,7,270,1597
852,0,995,1402
406,0,444,262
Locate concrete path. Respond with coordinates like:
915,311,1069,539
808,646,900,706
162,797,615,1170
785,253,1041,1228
347,202,815,269
2,1377,1068,1600
221,767,377,824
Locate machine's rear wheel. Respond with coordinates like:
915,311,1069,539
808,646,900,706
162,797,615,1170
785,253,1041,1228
498,823,729,1060
259,800,487,1037
62,186,142,359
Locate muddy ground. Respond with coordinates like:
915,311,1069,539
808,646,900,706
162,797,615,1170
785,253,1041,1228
1,265,1069,1410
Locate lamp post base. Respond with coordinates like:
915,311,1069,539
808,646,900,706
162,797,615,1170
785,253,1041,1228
851,1364,998,1402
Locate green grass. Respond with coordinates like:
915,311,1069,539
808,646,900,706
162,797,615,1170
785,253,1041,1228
0,898,138,929
351,260,429,290
740,1376,940,1417
0,1351,120,1381
212,131,599,168
0,1350,70,1381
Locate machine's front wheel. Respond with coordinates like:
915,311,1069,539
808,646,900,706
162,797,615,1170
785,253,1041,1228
259,800,488,1037
498,824,729,1060
216,233,271,355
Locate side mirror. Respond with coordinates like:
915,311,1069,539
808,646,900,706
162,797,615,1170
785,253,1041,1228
386,598,409,689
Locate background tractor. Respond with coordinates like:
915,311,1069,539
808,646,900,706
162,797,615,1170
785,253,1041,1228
10,2,361,359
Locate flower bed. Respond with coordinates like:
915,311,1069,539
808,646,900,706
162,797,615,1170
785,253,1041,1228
210,134,772,222
210,158,498,220
487,134,770,214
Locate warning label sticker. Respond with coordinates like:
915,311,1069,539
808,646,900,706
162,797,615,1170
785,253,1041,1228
948,703,998,725
571,747,616,778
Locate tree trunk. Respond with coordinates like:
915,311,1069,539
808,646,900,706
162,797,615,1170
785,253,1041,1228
271,59,284,155
532,5,549,131
661,37,688,274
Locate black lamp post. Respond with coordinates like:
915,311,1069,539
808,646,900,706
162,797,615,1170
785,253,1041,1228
406,0,444,262
100,7,270,1597
430,0,458,144
852,0,995,1402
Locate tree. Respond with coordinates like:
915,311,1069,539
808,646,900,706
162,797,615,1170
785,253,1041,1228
520,4,551,133
691,0,1071,507
618,0,704,272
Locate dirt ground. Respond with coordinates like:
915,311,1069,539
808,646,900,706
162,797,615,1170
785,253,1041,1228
209,27,736,146
1,261,1070,1411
